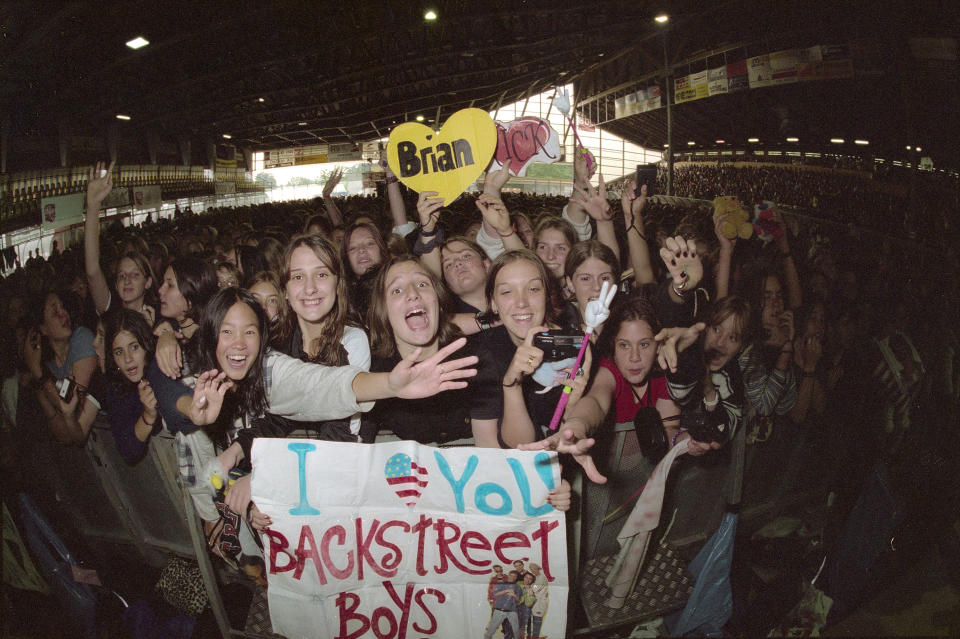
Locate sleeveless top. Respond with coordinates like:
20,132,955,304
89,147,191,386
599,357,670,423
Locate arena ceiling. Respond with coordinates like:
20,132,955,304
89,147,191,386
1,0,957,169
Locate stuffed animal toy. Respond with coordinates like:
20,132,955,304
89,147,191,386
752,200,786,242
712,195,753,240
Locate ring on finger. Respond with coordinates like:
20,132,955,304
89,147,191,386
526,356,535,367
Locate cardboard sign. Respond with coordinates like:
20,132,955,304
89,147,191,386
490,117,561,177
252,440,568,639
386,108,496,204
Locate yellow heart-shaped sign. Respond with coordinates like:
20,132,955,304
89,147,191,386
386,108,497,205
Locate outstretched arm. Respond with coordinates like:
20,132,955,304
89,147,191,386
322,168,344,226
352,337,478,402
84,161,115,314
416,190,445,278
381,153,408,230
713,213,737,299
571,172,619,261
620,180,655,285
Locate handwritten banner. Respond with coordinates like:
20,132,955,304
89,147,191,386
386,108,497,204
252,440,568,639
490,117,560,177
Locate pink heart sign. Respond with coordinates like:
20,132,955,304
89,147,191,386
490,117,561,177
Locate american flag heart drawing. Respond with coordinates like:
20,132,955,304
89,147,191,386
384,453,429,507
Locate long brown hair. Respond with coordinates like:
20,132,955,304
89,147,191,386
281,234,352,365
341,220,389,280
367,256,462,358
485,249,560,326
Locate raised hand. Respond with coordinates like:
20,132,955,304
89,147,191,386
86,160,115,207
713,212,737,254
379,147,395,178
189,370,233,426
417,190,444,227
655,322,706,373
483,164,511,196
659,235,704,293
475,193,512,236
621,179,646,231
323,167,343,198
387,337,478,399
571,173,614,221
518,428,607,484
583,280,617,332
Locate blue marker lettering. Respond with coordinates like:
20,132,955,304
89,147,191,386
434,450,478,513
288,442,321,516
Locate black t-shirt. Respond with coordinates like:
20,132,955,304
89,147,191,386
363,336,501,444
477,325,566,441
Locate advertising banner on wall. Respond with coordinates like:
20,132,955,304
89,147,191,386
726,59,749,92
748,54,774,88
708,66,729,95
40,192,85,232
769,49,799,84
252,440,568,639
674,70,709,104
132,185,162,210
100,187,131,210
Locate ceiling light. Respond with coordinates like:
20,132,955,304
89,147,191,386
786,137,799,142
258,97,265,103
598,52,605,57
424,10,437,21
116,114,131,120
416,115,425,122
916,146,922,152
298,122,307,126
655,14,669,23
222,134,232,139
687,141,696,146
663,143,669,148
748,137,759,143
905,145,912,150
854,139,869,145
830,138,844,144
715,139,725,144
125,36,149,49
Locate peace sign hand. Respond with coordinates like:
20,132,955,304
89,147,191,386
583,280,617,332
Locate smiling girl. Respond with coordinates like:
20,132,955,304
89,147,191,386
480,250,589,447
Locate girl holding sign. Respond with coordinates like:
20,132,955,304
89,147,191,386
365,255,501,447
480,249,591,448
165,287,477,528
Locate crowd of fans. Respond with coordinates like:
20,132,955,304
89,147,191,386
1,151,957,633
